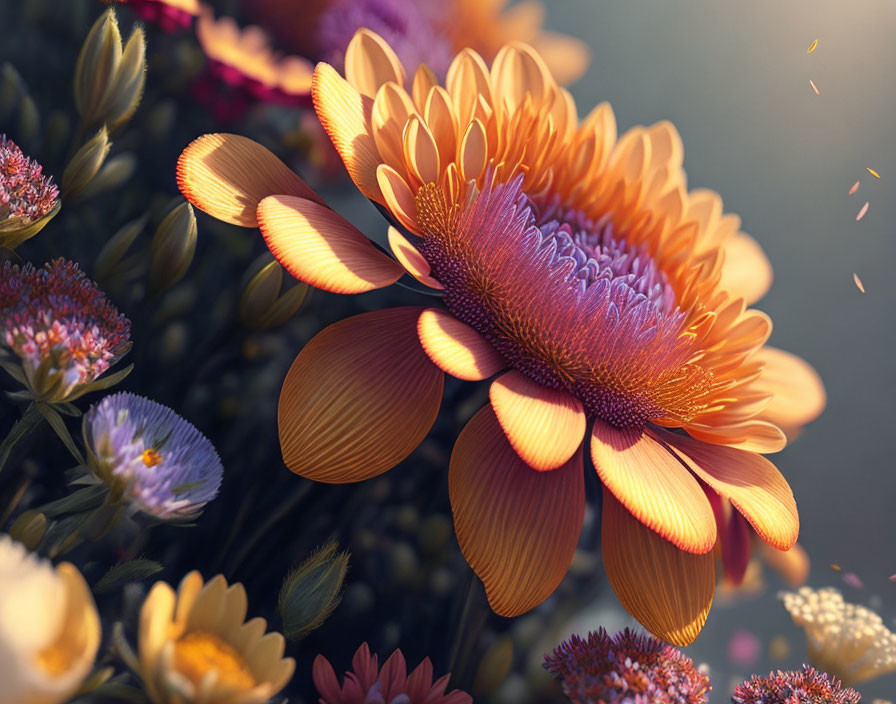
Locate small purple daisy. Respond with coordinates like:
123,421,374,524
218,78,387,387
0,259,131,402
544,628,710,704
732,665,861,704
84,393,223,519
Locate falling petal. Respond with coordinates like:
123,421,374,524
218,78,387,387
831,563,843,572
728,629,761,667
848,181,860,195
843,573,864,590
853,273,865,293
856,201,869,221
807,39,819,54
867,168,881,179
809,79,820,95
888,574,896,583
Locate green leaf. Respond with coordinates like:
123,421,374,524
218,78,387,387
39,484,108,517
36,402,84,464
94,559,164,594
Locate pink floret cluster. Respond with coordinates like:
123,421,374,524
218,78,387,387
544,628,711,704
0,259,130,393
731,666,861,704
0,134,58,224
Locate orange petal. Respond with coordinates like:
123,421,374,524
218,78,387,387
387,227,443,289
176,133,322,227
601,488,714,646
489,371,586,471
417,308,505,381
344,28,405,97
458,118,488,183
529,32,590,86
450,405,584,617
312,63,382,202
685,420,787,454
590,421,716,554
403,115,441,186
720,233,773,305
656,429,799,551
377,164,419,233
279,307,443,483
257,195,403,293
759,541,810,588
753,346,826,434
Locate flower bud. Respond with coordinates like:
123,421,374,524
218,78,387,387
473,636,513,695
238,258,308,329
94,216,145,282
78,152,136,198
9,509,48,550
16,94,39,147
74,9,122,127
61,126,110,199
0,63,23,125
278,541,349,641
149,200,197,293
104,26,146,131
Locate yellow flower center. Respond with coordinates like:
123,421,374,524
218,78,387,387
142,449,162,467
173,631,255,691
34,641,72,676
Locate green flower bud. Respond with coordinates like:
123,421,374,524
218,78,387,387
9,510,48,551
16,94,39,147
238,257,308,330
78,152,136,198
472,636,514,695
278,541,349,641
74,9,122,127
149,201,197,294
94,216,145,282
61,126,110,199
0,63,24,125
104,26,146,131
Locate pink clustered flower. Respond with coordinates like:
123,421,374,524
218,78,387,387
113,0,198,33
0,134,58,224
313,643,472,704
0,259,130,398
544,628,711,704
732,665,861,704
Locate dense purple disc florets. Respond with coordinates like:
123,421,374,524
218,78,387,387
0,259,130,401
416,175,708,429
316,0,453,76
84,392,223,519
731,666,861,704
544,628,710,704
0,134,58,224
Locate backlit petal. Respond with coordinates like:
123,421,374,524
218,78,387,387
417,308,505,380
720,233,773,305
312,63,381,201
601,488,714,646
490,371,586,471
656,429,799,551
387,227,443,289
591,421,716,554
344,28,405,97
753,346,826,434
177,133,322,227
685,420,787,454
279,308,444,483
450,405,584,616
257,195,403,293
377,165,419,233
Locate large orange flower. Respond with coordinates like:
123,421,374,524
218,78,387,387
177,30,825,645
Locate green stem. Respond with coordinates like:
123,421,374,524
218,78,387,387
448,575,488,689
227,481,313,578
0,403,43,474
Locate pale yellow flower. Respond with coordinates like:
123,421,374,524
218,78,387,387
0,534,100,704
138,571,295,704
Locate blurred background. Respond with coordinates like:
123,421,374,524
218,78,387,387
2,0,896,701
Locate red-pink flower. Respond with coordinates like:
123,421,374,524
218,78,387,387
313,643,471,704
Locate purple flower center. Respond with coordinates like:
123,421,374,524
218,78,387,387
415,176,711,429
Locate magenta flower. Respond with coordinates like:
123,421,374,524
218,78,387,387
544,628,710,704
732,666,861,704
0,259,131,402
313,643,471,704
0,134,60,248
